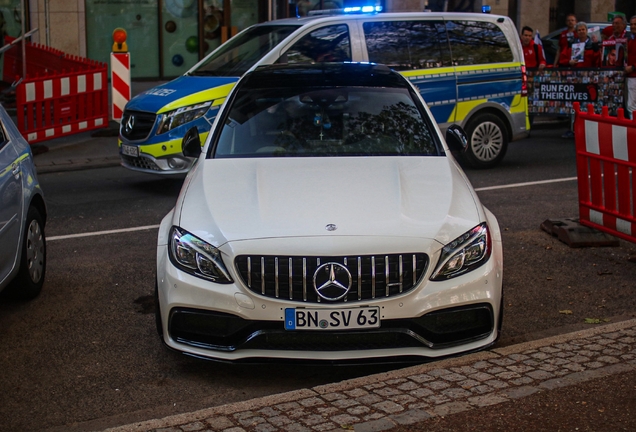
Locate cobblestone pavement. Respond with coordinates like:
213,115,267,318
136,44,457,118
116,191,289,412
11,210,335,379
103,319,636,432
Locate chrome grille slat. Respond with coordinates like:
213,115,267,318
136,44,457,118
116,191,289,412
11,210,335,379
371,256,376,299
288,258,293,300
236,253,428,304
385,256,389,297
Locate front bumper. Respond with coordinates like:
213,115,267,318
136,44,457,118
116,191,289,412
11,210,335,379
156,237,503,362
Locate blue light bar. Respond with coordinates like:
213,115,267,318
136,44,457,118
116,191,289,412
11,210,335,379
482,5,492,13
343,5,383,13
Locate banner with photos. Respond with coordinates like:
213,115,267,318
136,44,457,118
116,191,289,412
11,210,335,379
527,69,625,115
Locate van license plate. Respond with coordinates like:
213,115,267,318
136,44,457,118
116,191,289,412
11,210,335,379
284,307,380,331
122,144,139,157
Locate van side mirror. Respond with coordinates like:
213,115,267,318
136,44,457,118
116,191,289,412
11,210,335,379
445,125,468,154
182,127,202,158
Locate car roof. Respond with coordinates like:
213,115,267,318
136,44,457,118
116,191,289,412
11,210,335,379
543,22,630,39
243,63,410,89
253,11,513,27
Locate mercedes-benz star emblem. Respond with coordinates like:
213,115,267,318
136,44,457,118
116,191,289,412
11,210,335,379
313,262,352,301
325,224,337,231
124,115,135,134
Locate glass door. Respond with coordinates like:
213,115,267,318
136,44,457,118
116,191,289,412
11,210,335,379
161,0,261,78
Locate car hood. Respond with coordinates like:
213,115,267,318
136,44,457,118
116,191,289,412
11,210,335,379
125,75,239,113
177,157,482,246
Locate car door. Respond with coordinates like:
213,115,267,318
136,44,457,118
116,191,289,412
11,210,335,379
0,123,22,285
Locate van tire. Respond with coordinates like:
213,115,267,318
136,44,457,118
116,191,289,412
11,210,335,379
6,206,46,300
462,113,508,169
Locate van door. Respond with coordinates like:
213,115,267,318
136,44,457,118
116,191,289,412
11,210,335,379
444,19,517,124
360,19,456,130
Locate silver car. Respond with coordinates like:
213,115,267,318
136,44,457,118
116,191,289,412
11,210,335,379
0,105,47,299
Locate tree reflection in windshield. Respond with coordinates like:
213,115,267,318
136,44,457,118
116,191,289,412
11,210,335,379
214,87,441,158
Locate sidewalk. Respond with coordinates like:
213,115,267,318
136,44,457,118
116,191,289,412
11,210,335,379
100,319,636,432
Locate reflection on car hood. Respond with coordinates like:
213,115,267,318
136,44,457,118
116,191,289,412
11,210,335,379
178,157,482,245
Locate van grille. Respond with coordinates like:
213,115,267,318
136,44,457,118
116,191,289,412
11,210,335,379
235,253,428,303
120,110,156,141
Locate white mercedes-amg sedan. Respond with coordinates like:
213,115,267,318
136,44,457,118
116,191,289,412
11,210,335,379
155,62,503,363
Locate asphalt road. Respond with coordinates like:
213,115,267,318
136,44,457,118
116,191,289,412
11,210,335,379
1,122,635,432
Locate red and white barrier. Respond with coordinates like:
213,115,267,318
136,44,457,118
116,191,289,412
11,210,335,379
574,103,636,244
4,36,109,144
15,70,108,145
110,52,130,122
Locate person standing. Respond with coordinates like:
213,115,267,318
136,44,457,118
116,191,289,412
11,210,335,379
521,26,546,70
625,16,636,118
555,13,577,67
568,22,601,68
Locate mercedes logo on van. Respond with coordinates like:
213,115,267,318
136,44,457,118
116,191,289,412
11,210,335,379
325,224,337,231
313,262,352,301
124,115,135,135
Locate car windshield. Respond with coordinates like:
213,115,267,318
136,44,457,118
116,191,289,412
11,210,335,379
213,86,440,158
189,25,300,77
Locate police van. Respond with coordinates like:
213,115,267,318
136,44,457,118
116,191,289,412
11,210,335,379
119,9,529,173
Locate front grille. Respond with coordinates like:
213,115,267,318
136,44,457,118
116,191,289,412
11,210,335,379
120,154,161,171
120,110,156,141
235,253,428,303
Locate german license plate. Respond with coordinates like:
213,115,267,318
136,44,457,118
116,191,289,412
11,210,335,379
122,144,139,157
284,307,380,331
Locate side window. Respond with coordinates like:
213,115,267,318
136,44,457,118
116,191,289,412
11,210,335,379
278,25,351,64
363,20,451,71
0,123,8,151
446,20,513,65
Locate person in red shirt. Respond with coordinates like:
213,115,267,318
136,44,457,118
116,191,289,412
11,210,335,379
602,15,628,67
520,26,546,70
625,16,636,118
568,22,601,68
555,13,577,67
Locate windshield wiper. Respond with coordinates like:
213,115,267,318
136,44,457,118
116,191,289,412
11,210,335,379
189,70,221,76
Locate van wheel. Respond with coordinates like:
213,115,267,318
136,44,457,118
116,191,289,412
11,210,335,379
462,113,508,169
6,206,46,300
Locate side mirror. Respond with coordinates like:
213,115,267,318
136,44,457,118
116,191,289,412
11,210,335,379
182,127,202,158
445,124,468,154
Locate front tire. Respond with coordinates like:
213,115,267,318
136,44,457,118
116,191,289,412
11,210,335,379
7,206,46,300
462,113,508,169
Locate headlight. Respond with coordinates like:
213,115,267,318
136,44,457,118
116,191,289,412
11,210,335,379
431,223,491,281
156,101,212,135
168,227,233,283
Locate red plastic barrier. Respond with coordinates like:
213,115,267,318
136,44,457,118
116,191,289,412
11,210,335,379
573,102,636,244
3,36,109,144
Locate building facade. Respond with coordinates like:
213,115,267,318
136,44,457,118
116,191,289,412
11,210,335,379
12,0,636,79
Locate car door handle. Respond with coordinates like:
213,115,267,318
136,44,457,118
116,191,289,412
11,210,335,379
12,163,20,178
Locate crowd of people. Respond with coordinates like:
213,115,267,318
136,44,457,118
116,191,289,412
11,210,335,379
520,12,636,131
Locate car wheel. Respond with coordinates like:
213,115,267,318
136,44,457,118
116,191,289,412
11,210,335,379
155,281,164,339
462,113,508,169
7,206,46,300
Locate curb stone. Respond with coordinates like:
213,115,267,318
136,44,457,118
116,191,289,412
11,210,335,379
102,319,636,432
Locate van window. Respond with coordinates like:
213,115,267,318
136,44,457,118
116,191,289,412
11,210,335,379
279,25,351,64
446,20,513,65
363,21,451,71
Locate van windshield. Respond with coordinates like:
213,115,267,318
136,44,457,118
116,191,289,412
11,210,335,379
189,25,300,77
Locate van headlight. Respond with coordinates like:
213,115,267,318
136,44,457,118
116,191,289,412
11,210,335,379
168,227,233,283
431,223,491,281
157,101,212,135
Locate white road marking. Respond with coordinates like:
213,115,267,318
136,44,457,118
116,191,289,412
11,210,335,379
474,176,577,192
47,224,160,242
46,177,580,242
